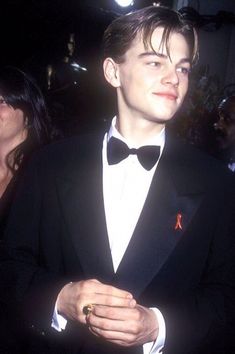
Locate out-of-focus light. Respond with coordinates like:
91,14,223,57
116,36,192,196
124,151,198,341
70,62,87,71
115,0,134,7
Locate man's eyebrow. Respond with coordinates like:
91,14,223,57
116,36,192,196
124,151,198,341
138,52,167,59
138,52,191,64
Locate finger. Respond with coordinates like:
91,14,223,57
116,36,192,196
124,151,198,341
88,325,136,346
77,296,135,325
87,312,139,334
94,283,133,299
92,304,137,320
78,280,133,299
80,295,135,314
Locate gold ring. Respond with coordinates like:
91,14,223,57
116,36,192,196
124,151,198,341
83,304,93,315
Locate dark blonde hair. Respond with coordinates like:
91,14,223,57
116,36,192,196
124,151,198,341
102,6,198,65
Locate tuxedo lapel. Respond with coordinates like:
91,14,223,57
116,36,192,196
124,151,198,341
54,133,205,297
55,134,114,283
114,135,204,297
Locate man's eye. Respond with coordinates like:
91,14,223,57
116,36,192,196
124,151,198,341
0,98,6,104
176,67,191,75
148,62,161,67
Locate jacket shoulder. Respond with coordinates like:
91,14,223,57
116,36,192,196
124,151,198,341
27,132,104,169
165,135,234,192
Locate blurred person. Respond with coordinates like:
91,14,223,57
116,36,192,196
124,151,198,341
0,66,54,353
214,95,235,172
0,66,52,238
0,6,234,354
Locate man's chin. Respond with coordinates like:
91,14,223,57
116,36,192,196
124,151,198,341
151,115,175,125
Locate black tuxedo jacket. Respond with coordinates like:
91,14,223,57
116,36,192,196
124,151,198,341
1,131,234,354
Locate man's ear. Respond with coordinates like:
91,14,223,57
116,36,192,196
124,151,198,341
103,57,120,88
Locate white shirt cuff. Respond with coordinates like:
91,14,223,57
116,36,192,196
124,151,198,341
143,307,166,354
51,302,67,332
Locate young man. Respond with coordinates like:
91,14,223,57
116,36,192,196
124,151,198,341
1,6,234,354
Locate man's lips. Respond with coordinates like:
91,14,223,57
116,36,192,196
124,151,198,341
153,92,178,100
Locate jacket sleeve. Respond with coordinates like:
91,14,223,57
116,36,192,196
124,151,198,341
0,152,70,337
141,173,235,354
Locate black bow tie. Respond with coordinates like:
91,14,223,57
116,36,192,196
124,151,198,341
107,137,160,171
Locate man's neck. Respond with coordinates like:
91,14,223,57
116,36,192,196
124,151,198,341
116,116,165,146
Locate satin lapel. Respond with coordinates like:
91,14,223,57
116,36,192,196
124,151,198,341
114,135,204,297
56,134,114,282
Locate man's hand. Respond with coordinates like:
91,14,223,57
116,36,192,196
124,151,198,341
57,279,135,324
86,303,159,347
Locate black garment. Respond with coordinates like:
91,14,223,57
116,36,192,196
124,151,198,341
0,173,28,354
0,174,19,240
0,131,234,354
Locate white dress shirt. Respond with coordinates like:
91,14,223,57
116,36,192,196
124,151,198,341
103,117,166,353
52,117,166,353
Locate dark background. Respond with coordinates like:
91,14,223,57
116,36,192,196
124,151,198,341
0,0,234,137
0,0,175,135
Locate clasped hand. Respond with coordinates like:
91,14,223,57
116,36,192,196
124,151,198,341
57,279,159,347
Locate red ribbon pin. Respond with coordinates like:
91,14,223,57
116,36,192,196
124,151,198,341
175,213,183,230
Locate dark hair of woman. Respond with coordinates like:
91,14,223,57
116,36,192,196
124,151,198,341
0,66,52,173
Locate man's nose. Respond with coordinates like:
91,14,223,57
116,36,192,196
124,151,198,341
161,68,179,86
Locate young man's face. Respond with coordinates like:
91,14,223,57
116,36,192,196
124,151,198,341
105,27,191,129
